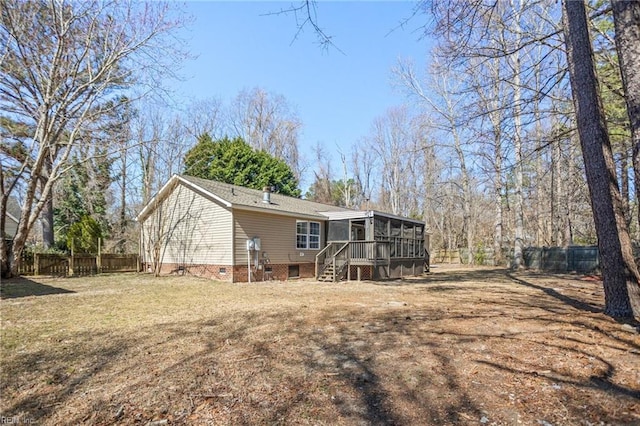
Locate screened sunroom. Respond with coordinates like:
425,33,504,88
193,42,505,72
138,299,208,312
315,210,429,282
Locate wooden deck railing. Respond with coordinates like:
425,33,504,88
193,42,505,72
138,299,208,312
316,239,425,281
348,241,390,262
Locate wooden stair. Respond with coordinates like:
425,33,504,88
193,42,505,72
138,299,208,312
315,241,350,282
317,264,335,282
317,263,347,282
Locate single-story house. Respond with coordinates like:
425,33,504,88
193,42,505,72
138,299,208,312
136,174,429,282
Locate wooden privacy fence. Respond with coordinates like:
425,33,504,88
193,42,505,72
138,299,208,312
431,248,498,265
18,253,139,276
431,249,461,264
100,254,141,272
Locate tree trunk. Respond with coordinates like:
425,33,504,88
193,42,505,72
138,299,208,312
0,236,8,278
41,197,54,249
612,0,640,238
563,136,575,247
40,158,54,249
512,65,525,269
118,147,128,254
510,0,525,269
452,128,473,266
562,0,640,318
494,142,503,266
0,189,9,277
534,96,545,246
551,130,560,246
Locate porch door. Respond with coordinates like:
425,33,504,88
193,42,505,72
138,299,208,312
350,220,366,241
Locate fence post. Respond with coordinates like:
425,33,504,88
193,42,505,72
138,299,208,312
97,238,102,274
34,253,40,275
69,242,74,276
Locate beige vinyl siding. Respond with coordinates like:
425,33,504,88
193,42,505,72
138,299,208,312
233,209,323,265
141,183,233,265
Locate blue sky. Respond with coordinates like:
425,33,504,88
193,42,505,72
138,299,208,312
172,1,432,186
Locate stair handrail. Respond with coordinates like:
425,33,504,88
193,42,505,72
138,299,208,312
315,241,349,280
316,242,341,278
330,242,350,282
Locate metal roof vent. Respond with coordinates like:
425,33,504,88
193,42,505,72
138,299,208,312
262,186,271,204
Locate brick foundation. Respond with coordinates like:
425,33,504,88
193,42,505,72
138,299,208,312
235,262,316,282
299,263,315,279
145,262,317,283
144,262,234,281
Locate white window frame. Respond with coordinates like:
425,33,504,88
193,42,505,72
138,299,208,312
296,220,321,250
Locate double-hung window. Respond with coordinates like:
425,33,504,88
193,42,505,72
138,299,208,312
297,221,320,249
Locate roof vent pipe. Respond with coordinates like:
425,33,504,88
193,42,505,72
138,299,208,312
262,186,271,204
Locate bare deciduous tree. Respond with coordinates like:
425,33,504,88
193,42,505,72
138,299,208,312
229,87,302,180
351,139,377,211
394,60,475,264
366,106,422,217
184,97,225,141
0,0,185,277
305,142,334,205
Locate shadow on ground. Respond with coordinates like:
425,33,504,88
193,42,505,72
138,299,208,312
0,277,75,299
374,267,514,286
2,269,639,425
379,267,606,316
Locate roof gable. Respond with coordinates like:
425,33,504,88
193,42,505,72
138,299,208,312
178,175,354,219
136,175,355,222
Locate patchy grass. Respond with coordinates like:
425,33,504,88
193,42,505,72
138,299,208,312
1,267,639,425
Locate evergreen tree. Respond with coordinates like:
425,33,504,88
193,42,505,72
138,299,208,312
67,216,104,254
53,148,113,251
184,134,301,197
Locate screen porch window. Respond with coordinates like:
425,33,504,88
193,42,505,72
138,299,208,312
297,221,320,249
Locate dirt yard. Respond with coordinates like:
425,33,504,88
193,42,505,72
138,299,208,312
1,266,639,425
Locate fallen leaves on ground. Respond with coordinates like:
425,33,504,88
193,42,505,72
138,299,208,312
1,266,638,425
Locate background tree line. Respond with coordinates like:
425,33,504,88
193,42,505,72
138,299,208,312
2,83,304,262
0,0,305,276
289,0,640,315
304,0,635,271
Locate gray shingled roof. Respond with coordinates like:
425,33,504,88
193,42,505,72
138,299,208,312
178,175,354,219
